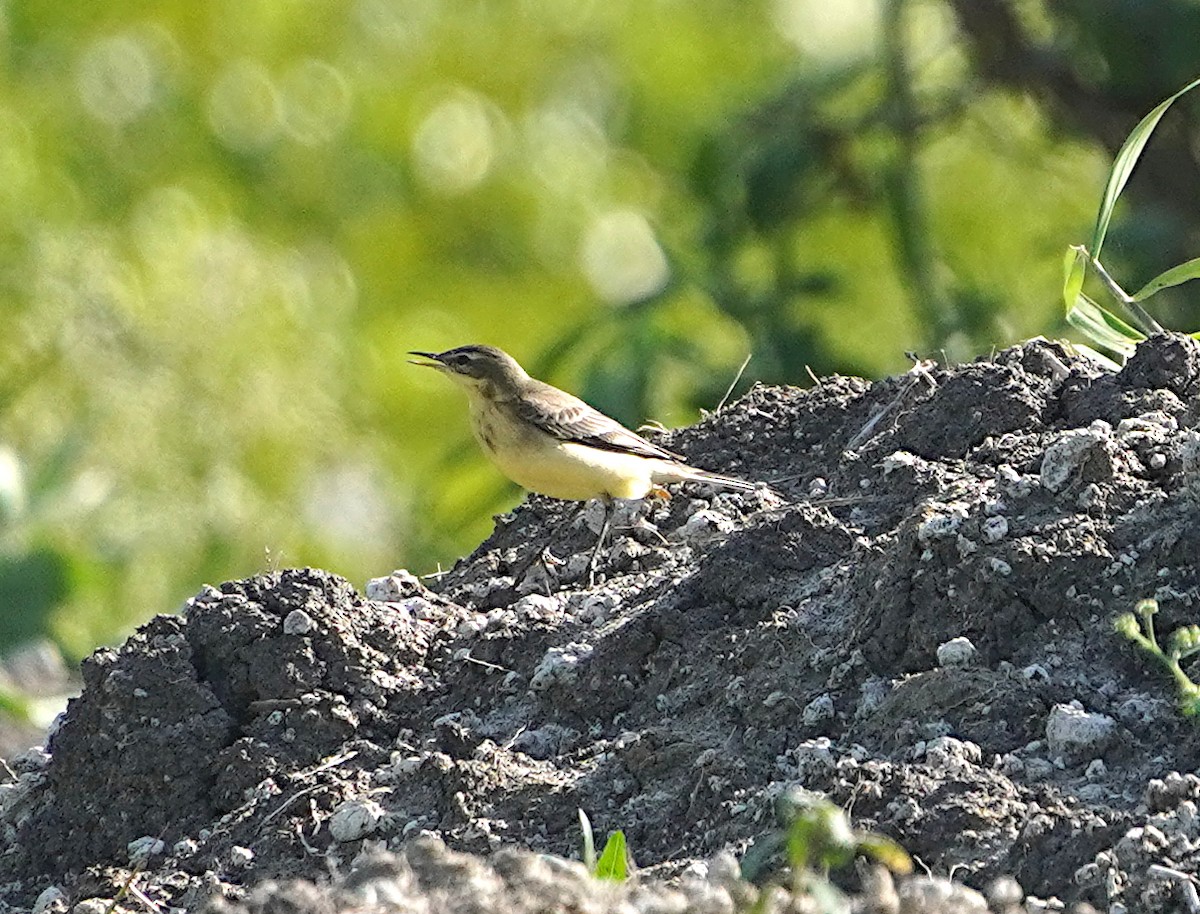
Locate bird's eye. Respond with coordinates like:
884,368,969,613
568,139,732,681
453,354,472,366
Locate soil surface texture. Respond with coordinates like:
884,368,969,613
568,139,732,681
5,335,1200,913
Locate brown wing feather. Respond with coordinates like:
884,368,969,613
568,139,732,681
515,380,684,462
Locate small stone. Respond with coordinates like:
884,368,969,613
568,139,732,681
71,900,110,914
455,616,486,637
763,690,787,708
1040,427,1113,492
981,515,1008,542
512,594,562,620
127,835,165,863
365,571,422,601
801,693,835,726
988,556,1013,576
529,643,593,692
855,677,890,719
916,504,968,543
32,887,66,914
678,509,736,544
283,609,315,635
229,845,254,867
936,637,977,668
923,736,982,774
173,837,199,857
791,737,836,780
1046,701,1116,762
330,798,385,842
574,592,617,625
880,451,920,474
1023,758,1056,780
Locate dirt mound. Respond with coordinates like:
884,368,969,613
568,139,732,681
5,335,1200,913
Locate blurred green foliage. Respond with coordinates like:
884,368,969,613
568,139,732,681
0,0,1197,656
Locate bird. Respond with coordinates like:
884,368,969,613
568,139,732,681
408,344,759,579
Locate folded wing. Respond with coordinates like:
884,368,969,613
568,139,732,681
516,380,684,463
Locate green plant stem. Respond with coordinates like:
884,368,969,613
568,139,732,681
881,0,955,348
1128,619,1200,711
1089,255,1164,335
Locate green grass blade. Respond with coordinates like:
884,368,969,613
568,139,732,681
578,809,596,872
1090,76,1200,259
1071,343,1123,372
1062,245,1088,315
594,830,628,881
1131,256,1200,301
1064,291,1143,356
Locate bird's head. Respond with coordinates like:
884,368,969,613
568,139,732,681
407,344,529,396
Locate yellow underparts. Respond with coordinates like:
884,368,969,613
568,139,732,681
468,398,663,501
493,437,661,501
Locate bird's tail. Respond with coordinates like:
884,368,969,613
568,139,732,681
655,463,760,493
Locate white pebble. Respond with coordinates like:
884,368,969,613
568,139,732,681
936,637,977,667
126,835,164,863
365,571,421,601
283,609,315,635
1046,701,1116,762
329,798,385,842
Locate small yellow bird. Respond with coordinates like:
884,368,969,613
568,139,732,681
409,344,758,575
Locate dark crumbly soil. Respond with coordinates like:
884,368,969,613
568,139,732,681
5,335,1200,913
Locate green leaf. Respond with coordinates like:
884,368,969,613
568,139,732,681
0,689,32,724
1062,246,1088,316
1131,256,1200,301
854,833,914,875
787,800,855,871
1064,291,1143,356
1091,76,1200,260
594,830,628,881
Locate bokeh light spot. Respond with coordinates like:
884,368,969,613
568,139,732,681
130,186,206,264
280,59,352,146
76,34,158,126
206,59,282,151
771,0,881,62
412,89,501,194
525,104,607,195
355,0,440,53
580,210,670,305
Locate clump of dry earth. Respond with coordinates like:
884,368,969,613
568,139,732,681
5,335,1200,913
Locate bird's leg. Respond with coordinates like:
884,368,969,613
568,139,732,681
516,500,596,593
586,495,614,587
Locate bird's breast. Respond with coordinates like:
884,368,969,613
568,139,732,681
467,399,657,501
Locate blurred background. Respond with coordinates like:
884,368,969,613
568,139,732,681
1,0,1199,668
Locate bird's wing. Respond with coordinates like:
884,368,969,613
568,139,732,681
516,380,684,462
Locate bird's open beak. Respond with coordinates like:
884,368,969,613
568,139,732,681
407,350,446,370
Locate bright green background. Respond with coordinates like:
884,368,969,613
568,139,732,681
1,0,1197,656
